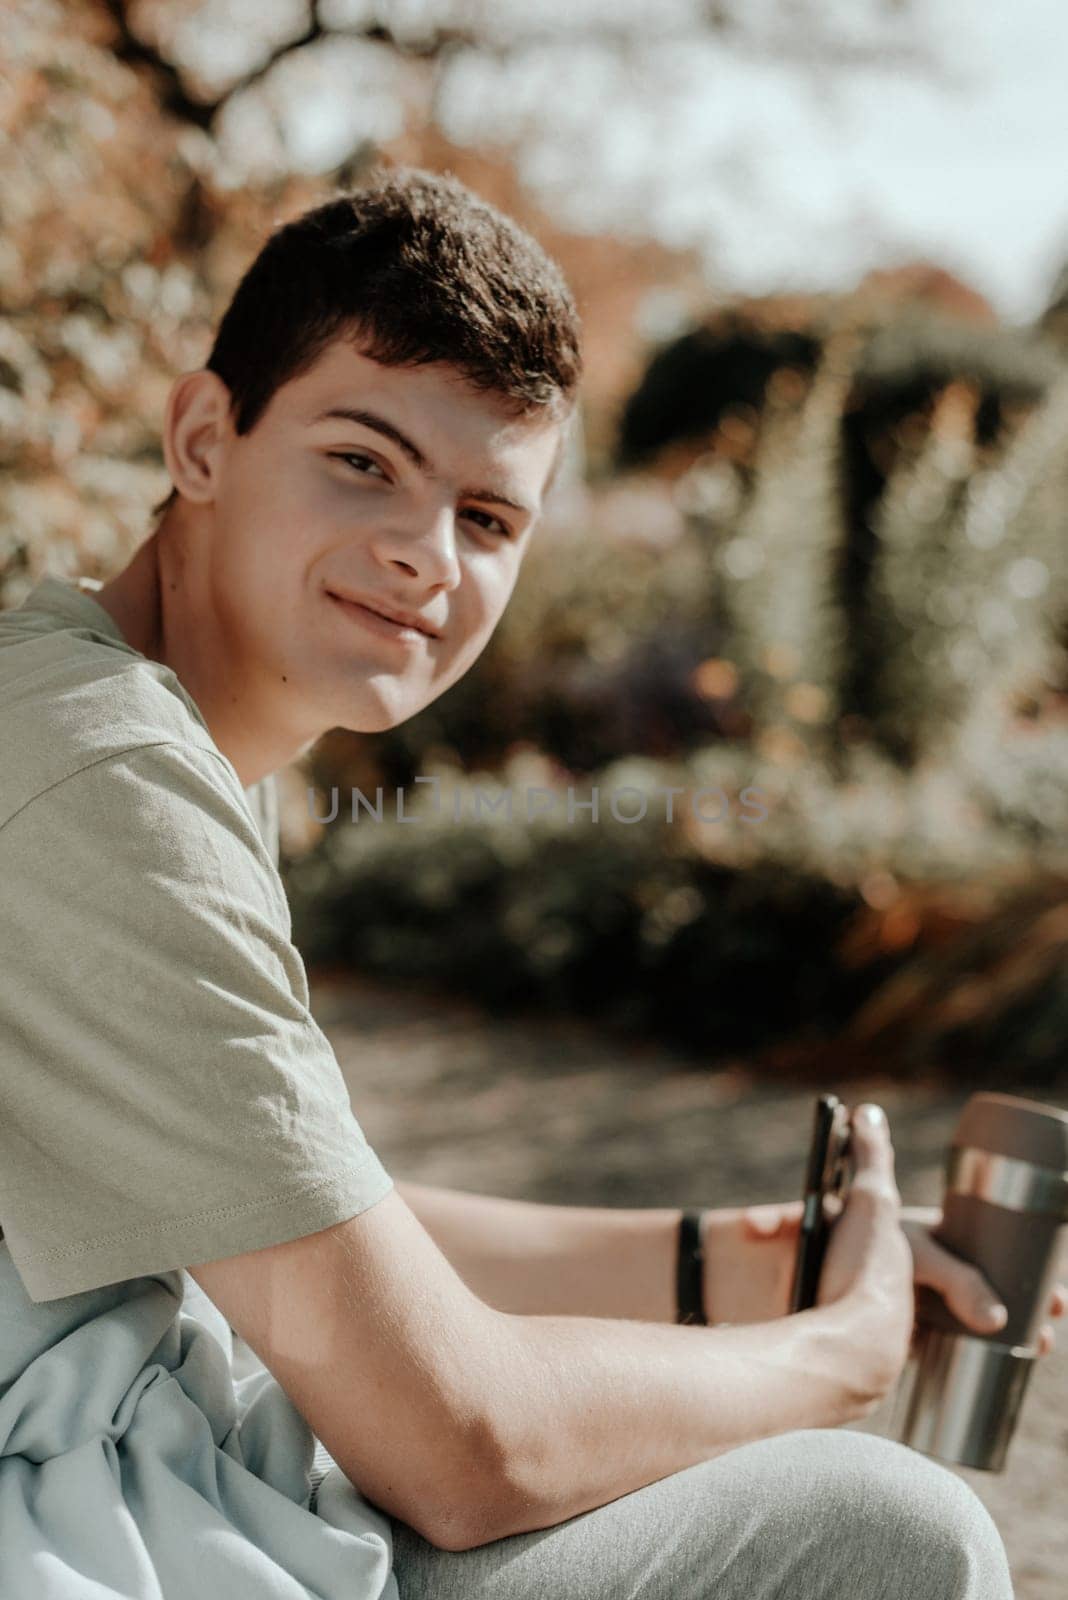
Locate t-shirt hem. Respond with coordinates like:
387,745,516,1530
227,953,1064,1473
13,1158,394,1304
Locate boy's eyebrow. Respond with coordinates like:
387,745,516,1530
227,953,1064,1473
311,406,432,472
310,404,536,518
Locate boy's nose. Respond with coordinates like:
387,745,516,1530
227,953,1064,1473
374,509,461,590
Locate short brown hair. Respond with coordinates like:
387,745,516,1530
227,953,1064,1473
154,166,582,517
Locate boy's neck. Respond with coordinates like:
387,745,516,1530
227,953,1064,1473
94,521,320,788
94,529,166,663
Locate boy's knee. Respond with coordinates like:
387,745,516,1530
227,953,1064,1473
750,1430,1013,1600
853,1435,1010,1599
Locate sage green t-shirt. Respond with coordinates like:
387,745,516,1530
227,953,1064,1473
0,572,393,1304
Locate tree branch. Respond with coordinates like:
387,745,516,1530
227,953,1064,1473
99,0,939,139
100,0,480,133
101,0,219,130
219,0,325,102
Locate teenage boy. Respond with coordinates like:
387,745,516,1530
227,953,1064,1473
1,167,1059,1600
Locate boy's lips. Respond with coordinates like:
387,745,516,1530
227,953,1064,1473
325,586,441,640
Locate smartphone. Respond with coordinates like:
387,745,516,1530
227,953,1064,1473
788,1093,855,1314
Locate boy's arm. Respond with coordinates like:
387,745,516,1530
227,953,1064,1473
396,1180,685,1321
192,1184,890,1553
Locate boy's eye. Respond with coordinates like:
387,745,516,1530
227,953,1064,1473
463,508,512,539
331,451,388,480
328,456,512,539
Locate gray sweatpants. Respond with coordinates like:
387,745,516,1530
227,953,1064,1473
388,1427,1014,1599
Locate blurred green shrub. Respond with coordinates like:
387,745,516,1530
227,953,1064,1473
287,758,863,1054
286,733,1068,1071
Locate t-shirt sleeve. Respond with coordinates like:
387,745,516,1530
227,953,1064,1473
244,771,281,867
0,739,393,1303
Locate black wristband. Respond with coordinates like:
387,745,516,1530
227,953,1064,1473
676,1208,708,1325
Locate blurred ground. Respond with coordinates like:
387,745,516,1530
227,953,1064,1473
313,969,1068,1600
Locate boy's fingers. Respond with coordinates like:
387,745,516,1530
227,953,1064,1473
742,1200,804,1237
742,1206,782,1236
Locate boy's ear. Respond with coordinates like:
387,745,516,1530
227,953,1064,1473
162,369,235,505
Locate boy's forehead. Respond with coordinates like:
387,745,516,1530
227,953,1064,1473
300,340,531,420
288,338,487,416
294,336,423,395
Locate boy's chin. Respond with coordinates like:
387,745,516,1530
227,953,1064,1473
337,695,434,734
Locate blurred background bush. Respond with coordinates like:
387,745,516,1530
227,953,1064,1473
5,0,1068,1084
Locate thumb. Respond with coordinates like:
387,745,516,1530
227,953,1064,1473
850,1103,898,1192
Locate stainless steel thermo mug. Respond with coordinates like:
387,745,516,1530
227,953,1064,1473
884,1091,1068,1472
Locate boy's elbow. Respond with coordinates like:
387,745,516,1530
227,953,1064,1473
423,1512,489,1554
436,1436,559,1550
429,1491,528,1553
421,1473,513,1552
408,1417,524,1553
411,1319,550,1550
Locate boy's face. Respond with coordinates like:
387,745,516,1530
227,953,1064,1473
189,338,564,736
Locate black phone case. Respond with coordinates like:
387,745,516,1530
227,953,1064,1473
789,1094,853,1314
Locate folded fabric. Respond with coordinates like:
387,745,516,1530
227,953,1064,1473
0,1245,399,1600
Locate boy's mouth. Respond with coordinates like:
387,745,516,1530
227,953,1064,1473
325,587,439,643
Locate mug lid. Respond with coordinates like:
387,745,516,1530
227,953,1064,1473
953,1092,1068,1168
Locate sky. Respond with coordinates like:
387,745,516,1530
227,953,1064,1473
181,0,1068,326
696,0,1068,324
440,0,1068,328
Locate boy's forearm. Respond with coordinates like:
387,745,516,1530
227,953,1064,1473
395,1183,951,1340
470,1298,872,1548
396,1179,682,1321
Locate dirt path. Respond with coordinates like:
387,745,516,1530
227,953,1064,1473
313,971,1068,1599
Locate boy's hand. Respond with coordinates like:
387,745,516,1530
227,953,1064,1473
899,1204,1066,1354
703,1200,1066,1358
